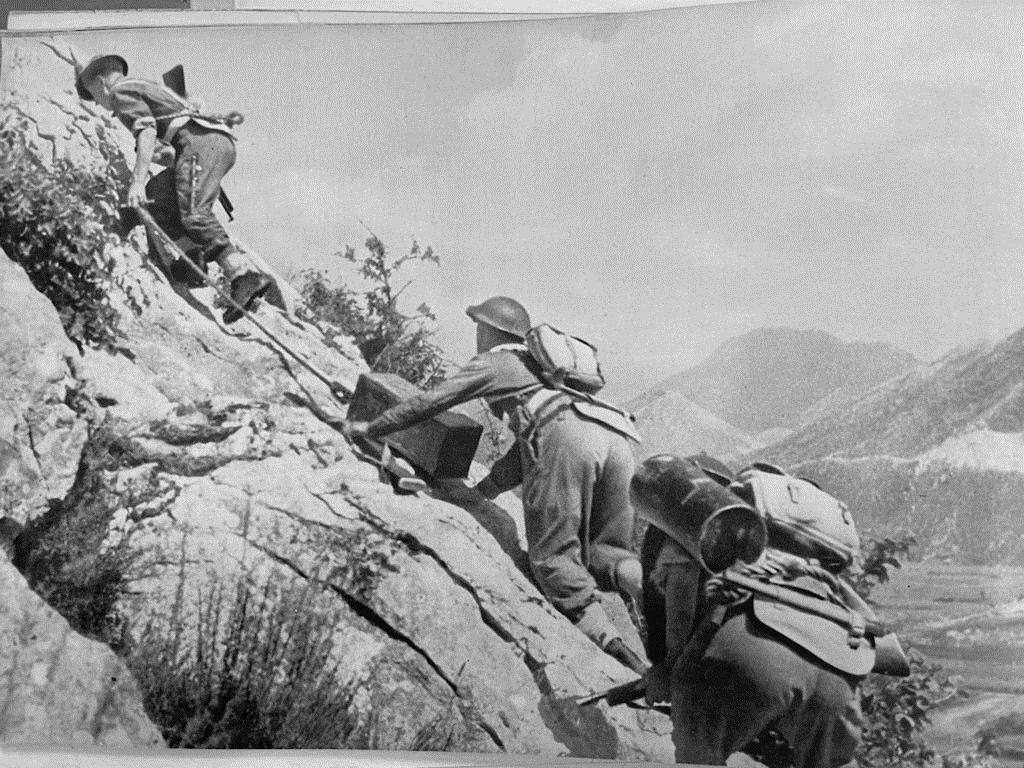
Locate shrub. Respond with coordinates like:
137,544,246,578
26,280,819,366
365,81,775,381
296,230,448,388
0,114,128,351
850,535,917,600
858,648,965,767
126,572,356,748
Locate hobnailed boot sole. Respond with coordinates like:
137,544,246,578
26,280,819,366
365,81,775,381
223,273,273,324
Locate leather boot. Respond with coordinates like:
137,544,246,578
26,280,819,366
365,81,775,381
223,272,272,324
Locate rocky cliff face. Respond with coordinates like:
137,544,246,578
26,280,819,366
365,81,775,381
0,36,671,757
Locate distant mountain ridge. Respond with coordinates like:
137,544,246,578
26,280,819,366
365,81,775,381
643,327,921,434
630,390,760,460
762,329,1024,464
751,327,1024,565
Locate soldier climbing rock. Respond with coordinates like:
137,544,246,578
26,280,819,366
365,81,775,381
75,54,271,323
344,296,648,673
632,455,898,768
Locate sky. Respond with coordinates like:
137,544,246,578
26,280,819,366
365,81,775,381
30,1,1024,400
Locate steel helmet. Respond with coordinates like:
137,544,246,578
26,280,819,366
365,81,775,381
465,296,531,338
75,54,128,101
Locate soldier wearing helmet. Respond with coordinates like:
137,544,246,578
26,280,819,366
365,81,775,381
346,296,647,672
75,53,270,323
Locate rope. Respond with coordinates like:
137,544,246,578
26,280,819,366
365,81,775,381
158,108,245,127
704,549,844,605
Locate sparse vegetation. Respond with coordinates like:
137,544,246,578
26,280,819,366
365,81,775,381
126,572,357,748
850,534,917,602
0,114,128,352
296,230,448,389
857,648,967,768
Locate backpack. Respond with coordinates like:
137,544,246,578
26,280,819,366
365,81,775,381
732,462,859,570
516,325,641,443
524,324,605,394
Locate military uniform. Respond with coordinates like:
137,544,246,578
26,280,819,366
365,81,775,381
635,455,869,768
641,530,704,693
365,345,639,622
645,549,868,768
107,78,243,271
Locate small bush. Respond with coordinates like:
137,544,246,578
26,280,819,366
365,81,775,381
0,114,127,351
858,648,964,767
850,534,917,601
127,572,357,748
976,712,1024,759
297,231,448,388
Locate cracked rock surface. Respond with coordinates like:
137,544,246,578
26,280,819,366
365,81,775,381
0,35,673,758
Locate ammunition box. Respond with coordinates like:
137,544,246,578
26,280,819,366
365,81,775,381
348,373,483,479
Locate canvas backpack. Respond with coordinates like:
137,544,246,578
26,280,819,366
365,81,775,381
732,462,860,570
513,325,641,443
524,324,606,394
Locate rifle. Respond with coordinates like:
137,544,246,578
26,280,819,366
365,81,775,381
576,677,646,707
576,677,670,715
720,568,888,638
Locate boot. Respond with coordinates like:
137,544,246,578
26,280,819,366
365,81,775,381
168,248,209,288
223,272,272,324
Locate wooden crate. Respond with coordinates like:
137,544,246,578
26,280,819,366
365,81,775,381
348,373,483,479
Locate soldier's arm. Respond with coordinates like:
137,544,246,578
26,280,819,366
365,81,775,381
127,127,157,207
364,356,503,439
476,446,522,498
662,558,701,661
110,87,159,207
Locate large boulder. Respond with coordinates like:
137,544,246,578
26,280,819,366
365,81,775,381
0,557,164,747
0,252,88,525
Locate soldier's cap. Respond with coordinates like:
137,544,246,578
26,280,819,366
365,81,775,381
75,54,128,101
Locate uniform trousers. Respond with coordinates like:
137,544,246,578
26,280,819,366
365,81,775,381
520,406,637,616
671,610,864,768
146,124,244,276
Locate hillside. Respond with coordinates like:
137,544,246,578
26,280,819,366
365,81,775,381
0,37,672,757
631,389,761,460
752,330,1024,564
649,327,920,433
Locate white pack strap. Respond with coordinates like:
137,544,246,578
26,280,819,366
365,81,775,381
121,78,244,131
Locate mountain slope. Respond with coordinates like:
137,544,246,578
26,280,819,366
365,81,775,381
751,329,1024,564
651,328,920,433
632,389,760,460
764,332,1024,464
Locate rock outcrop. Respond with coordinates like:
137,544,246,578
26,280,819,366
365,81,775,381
0,35,672,758
0,252,88,524
0,557,164,748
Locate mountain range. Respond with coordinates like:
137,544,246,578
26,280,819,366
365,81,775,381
626,326,1024,564
626,327,921,460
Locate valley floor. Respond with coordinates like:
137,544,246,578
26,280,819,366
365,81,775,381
870,563,1024,765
